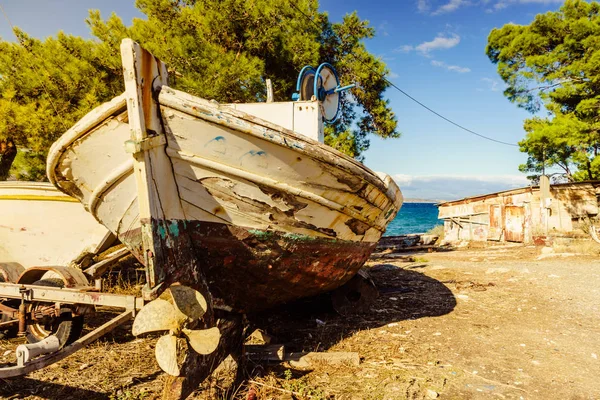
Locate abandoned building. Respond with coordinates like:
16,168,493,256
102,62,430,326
437,180,600,243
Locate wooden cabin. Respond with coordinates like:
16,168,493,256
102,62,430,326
437,181,600,243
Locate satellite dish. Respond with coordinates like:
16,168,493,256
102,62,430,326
292,63,355,123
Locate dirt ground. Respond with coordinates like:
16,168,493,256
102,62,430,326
1,243,599,399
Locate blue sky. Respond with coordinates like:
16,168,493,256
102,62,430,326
0,0,567,199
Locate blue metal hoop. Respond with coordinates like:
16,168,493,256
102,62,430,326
314,63,341,123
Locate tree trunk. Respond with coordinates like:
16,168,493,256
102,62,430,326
586,158,593,181
0,138,17,181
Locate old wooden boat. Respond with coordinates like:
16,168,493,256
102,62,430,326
0,181,114,269
45,39,402,388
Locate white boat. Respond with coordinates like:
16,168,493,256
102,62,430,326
0,181,114,270
45,39,403,381
47,39,402,312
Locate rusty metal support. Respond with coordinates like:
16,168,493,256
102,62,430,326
0,302,17,316
0,319,18,329
0,282,144,310
0,276,145,378
17,286,28,337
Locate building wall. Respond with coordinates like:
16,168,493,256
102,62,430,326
438,182,599,243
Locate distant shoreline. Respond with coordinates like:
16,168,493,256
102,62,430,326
403,198,442,204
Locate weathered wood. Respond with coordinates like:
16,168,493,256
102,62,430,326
371,245,437,257
266,79,273,103
243,344,359,369
245,344,285,361
286,351,360,369
83,247,130,279
45,39,404,395
246,329,274,345
162,313,244,400
158,86,401,232
121,38,177,291
590,225,600,244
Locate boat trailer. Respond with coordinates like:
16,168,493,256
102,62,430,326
0,250,142,379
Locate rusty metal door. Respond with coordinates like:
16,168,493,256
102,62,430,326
487,205,502,241
504,205,525,242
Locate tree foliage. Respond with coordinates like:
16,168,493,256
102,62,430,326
0,0,399,180
0,30,122,180
486,0,600,182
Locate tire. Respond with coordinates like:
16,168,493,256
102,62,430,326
26,278,84,347
0,275,18,339
0,312,17,339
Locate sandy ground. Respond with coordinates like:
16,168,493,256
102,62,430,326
1,243,599,399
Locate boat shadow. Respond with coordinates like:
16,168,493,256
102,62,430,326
0,377,110,400
247,262,457,352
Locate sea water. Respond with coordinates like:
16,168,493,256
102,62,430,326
384,202,441,236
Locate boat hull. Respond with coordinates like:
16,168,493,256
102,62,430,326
0,182,113,268
48,87,402,312
123,220,376,312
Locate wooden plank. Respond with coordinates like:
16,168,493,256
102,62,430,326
245,344,285,361
120,38,180,291
120,39,214,304
287,352,360,369
83,247,130,279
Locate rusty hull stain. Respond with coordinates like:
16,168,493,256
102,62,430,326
120,220,376,313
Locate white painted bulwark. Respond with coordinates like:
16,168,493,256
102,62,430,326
48,83,402,245
0,182,113,267
226,100,324,143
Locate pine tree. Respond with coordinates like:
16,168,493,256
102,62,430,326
487,0,600,182
0,0,399,180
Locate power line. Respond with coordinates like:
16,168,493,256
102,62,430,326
288,1,519,147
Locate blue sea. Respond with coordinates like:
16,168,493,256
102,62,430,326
384,202,442,236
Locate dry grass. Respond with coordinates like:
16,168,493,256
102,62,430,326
7,245,598,399
552,237,600,255
101,255,145,296
0,317,164,399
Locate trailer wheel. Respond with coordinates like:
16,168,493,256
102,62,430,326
0,313,17,339
0,275,18,339
26,278,84,347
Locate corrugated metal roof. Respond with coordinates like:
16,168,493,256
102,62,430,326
437,180,600,207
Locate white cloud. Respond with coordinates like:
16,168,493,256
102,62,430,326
388,71,400,79
378,21,390,37
491,0,562,12
417,0,430,13
395,44,415,53
481,77,501,91
415,34,461,55
431,60,471,73
392,174,530,201
432,0,470,15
